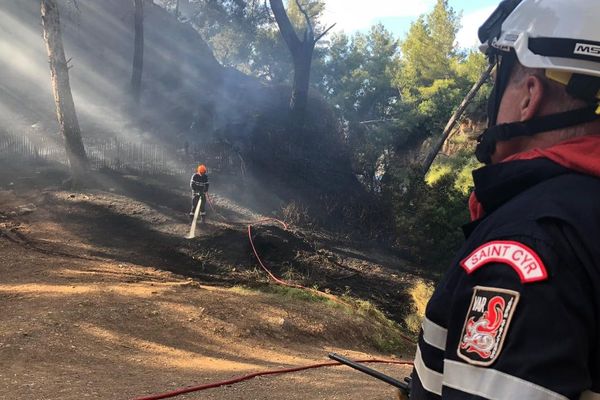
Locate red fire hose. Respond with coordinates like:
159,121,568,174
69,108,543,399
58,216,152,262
132,358,414,400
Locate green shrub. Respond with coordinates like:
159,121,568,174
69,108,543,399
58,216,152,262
392,169,470,272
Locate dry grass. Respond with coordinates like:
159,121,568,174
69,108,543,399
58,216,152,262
404,279,435,334
281,201,312,225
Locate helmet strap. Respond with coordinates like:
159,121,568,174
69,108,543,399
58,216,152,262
486,51,517,127
475,104,600,163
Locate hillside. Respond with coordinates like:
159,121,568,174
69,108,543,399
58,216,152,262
1,0,376,233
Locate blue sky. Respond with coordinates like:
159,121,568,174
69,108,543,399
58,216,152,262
322,0,501,48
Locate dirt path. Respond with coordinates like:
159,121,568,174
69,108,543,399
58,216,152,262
0,238,412,400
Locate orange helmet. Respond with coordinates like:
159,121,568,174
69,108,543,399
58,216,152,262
197,164,207,174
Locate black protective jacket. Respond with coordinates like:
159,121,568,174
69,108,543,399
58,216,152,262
190,173,209,194
411,158,600,400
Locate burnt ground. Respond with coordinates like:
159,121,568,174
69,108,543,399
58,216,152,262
0,161,429,399
1,162,426,326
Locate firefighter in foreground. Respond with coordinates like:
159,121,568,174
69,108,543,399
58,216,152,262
411,0,600,398
190,164,209,222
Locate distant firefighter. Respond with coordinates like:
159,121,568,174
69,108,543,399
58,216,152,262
190,164,209,222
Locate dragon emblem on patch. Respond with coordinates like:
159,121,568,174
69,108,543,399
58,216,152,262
458,286,520,366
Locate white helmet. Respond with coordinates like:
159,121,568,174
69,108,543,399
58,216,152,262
475,0,600,164
482,0,600,79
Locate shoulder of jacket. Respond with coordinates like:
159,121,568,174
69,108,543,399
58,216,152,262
533,172,600,198
492,173,600,224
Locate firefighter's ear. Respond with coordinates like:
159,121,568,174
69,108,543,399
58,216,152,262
520,74,545,121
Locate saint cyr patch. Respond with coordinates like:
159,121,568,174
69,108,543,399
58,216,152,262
457,286,520,366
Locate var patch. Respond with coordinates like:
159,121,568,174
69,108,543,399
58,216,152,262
460,240,548,283
458,286,520,366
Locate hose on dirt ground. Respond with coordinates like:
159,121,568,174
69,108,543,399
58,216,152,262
132,358,414,400
206,195,315,288
247,221,355,306
246,217,416,344
207,193,417,343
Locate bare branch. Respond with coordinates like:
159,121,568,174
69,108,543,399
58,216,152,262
315,23,336,42
422,63,495,176
359,118,400,125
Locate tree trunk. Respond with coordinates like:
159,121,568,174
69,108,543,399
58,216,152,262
269,0,314,126
131,0,144,104
41,0,89,179
290,44,314,126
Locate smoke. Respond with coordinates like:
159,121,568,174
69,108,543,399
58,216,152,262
0,0,328,188
0,0,227,151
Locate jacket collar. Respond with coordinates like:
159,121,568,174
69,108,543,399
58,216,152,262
473,158,568,216
469,135,600,221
